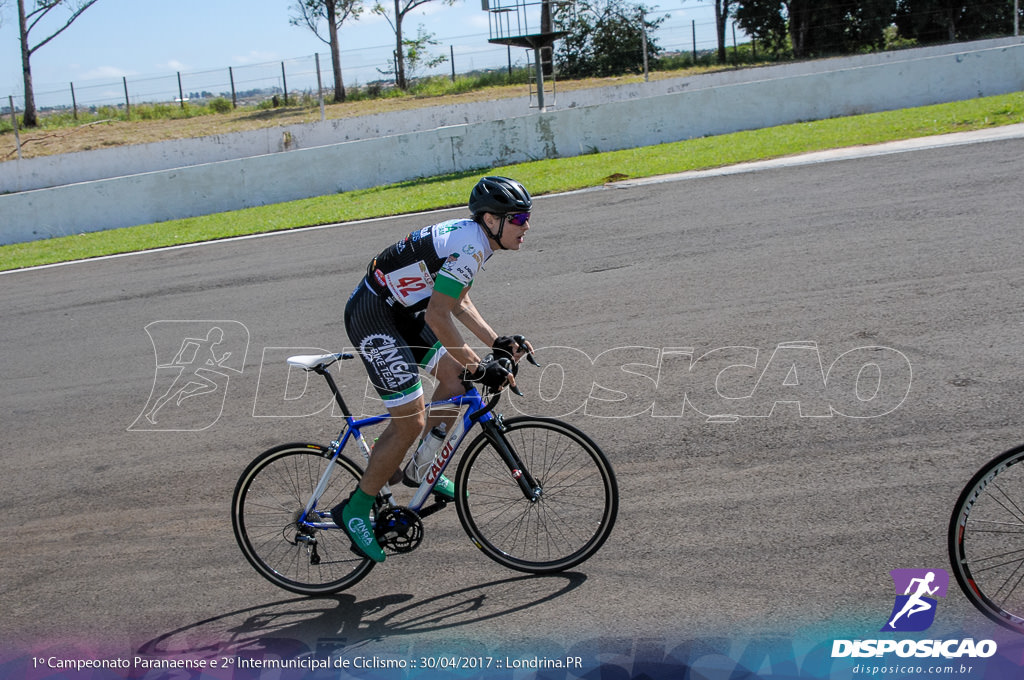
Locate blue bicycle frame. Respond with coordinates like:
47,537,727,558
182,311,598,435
296,355,497,530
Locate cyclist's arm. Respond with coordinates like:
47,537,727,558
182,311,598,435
424,288,485,371
452,292,499,348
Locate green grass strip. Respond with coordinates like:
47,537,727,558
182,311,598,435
2,91,1023,272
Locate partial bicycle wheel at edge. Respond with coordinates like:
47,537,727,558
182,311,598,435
232,443,375,595
948,443,1024,633
454,417,618,573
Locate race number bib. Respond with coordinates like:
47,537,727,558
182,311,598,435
384,261,434,306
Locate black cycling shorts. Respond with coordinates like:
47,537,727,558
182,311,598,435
344,279,444,408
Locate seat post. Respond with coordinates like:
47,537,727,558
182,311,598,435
317,367,353,418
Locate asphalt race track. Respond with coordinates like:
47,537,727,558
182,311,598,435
3,131,1024,675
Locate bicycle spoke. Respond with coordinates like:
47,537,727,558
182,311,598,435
456,418,617,573
232,445,374,595
949,444,1024,632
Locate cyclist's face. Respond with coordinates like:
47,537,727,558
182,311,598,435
485,212,530,250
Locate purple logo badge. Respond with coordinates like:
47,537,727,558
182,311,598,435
881,568,949,632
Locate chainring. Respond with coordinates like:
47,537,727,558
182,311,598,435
374,506,423,554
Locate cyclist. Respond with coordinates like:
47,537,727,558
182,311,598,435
331,176,535,563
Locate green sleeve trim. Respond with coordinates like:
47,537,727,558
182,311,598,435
433,273,465,299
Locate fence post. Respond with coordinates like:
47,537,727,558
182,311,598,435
177,71,185,108
692,20,697,61
315,53,325,122
9,95,21,160
281,61,289,105
229,67,237,108
451,45,456,82
70,82,78,120
123,76,131,118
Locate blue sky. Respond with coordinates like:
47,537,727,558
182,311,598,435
1,0,727,107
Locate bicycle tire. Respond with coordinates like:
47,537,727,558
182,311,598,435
948,442,1024,633
454,417,618,573
232,443,374,595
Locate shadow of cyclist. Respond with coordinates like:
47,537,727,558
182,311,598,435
136,573,587,661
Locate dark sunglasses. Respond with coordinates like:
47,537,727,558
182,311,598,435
505,212,530,226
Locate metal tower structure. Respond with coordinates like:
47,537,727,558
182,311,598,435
483,0,571,111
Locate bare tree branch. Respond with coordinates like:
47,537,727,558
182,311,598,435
17,0,101,127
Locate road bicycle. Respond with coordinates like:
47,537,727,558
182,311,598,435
231,351,619,595
948,442,1024,633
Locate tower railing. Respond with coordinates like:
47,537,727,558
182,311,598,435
482,0,572,110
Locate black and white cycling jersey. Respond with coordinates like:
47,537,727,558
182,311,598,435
345,217,493,407
364,218,493,313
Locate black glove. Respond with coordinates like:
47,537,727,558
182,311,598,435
492,334,530,364
493,334,543,371
462,354,517,394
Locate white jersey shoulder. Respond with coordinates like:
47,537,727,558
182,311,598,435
432,219,493,288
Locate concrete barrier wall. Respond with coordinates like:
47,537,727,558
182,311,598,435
4,36,1021,195
2,38,1023,245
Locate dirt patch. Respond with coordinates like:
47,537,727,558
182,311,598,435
1,70,696,161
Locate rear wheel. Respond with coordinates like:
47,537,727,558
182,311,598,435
454,417,618,573
948,443,1024,632
232,443,374,595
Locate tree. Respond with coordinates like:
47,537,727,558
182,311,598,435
894,0,1015,43
707,0,740,63
734,0,896,59
17,0,100,127
291,0,363,103
377,24,447,82
556,0,664,78
733,0,789,56
372,0,456,90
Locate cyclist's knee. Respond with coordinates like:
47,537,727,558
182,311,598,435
435,354,467,393
387,400,428,435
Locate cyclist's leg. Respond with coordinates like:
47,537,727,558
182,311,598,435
425,349,466,427
343,280,433,490
358,397,426,493
337,282,431,561
401,317,464,499
332,397,424,563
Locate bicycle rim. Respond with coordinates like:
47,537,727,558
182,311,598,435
455,418,618,573
232,443,374,595
948,443,1024,632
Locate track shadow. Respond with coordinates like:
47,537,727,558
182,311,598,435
137,572,587,660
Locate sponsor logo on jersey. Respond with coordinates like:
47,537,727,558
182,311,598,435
359,334,416,390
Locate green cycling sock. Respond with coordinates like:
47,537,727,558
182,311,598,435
348,487,375,514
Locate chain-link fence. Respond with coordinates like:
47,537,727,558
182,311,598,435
1,12,736,118
3,43,527,115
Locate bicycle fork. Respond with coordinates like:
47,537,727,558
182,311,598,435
481,419,542,502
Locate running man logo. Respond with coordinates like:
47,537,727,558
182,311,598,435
881,568,949,632
129,321,249,431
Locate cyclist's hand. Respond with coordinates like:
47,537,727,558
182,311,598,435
462,355,519,395
492,334,540,367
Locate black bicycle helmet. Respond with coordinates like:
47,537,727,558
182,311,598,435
468,176,532,216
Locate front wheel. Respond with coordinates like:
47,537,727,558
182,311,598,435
948,443,1024,633
454,417,618,573
232,443,375,595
